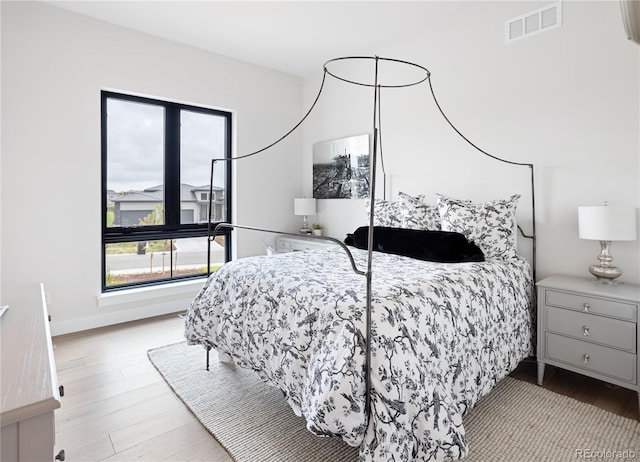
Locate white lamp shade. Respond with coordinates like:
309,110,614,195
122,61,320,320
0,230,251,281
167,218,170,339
294,198,316,216
578,206,637,241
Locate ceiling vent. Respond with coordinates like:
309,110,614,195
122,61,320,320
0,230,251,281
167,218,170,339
505,1,562,44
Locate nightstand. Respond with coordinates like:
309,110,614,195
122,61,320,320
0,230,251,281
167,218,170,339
536,275,640,413
275,236,337,253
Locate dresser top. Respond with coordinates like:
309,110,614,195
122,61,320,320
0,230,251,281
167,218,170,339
537,275,640,303
1,284,60,426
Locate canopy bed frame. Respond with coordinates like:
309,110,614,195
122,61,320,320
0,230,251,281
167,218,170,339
190,56,537,461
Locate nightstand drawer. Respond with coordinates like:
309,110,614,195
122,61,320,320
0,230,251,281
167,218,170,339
546,290,636,321
276,239,293,252
546,333,636,384
546,307,636,352
275,236,337,253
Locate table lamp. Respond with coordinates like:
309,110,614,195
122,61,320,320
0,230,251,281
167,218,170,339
294,198,316,234
578,204,637,283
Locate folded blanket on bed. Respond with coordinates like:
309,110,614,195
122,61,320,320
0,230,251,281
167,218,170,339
344,226,485,263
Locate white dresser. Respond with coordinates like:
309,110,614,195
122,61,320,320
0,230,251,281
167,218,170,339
275,235,338,253
536,275,639,413
1,284,63,461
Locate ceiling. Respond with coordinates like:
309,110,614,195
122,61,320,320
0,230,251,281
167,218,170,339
43,1,466,77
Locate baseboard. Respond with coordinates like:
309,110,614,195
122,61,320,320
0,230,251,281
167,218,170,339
50,300,190,336
51,279,203,336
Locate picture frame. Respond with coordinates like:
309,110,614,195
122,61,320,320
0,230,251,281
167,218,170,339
312,134,370,199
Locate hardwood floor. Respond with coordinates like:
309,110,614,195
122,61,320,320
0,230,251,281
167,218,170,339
53,314,638,461
511,359,639,420
53,313,231,462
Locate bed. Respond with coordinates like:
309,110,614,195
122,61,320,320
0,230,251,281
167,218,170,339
185,195,534,461
183,56,536,461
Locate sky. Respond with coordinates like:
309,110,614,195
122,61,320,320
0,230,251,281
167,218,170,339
106,98,227,192
312,133,369,166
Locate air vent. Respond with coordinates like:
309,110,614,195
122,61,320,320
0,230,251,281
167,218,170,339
506,1,562,43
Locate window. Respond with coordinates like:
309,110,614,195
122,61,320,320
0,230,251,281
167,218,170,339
101,91,232,291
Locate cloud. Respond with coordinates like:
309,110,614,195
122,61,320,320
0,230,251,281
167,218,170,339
106,98,227,192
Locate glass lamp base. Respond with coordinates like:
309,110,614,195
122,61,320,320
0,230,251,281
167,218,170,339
589,264,622,284
299,217,311,235
588,240,623,284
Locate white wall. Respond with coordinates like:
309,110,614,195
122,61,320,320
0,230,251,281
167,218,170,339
0,1,3,304
302,1,640,285
2,1,638,336
1,1,303,334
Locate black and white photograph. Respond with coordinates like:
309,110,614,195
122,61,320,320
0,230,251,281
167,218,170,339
312,134,370,199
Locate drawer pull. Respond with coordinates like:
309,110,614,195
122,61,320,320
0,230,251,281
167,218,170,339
582,325,590,336
583,303,590,313
59,385,64,397
583,354,590,364
56,449,65,461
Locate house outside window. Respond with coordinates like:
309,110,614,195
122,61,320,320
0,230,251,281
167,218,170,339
101,91,232,291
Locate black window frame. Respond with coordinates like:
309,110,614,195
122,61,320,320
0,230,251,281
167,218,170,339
101,91,232,292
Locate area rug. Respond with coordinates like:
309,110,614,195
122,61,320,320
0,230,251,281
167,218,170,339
148,342,639,462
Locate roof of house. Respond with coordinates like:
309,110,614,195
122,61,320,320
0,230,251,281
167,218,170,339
112,184,223,203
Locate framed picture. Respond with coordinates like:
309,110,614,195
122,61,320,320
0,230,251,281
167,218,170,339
312,134,370,199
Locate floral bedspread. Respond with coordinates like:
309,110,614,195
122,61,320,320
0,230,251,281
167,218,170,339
184,246,533,461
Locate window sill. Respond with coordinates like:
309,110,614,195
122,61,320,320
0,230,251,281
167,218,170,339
97,278,205,308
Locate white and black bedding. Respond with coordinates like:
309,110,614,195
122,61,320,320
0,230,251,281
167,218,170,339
184,244,533,461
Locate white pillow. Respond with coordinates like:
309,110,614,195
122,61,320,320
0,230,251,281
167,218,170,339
365,193,425,227
398,192,441,231
436,193,520,260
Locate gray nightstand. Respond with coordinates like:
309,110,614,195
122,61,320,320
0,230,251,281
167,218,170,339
275,236,337,253
536,275,640,413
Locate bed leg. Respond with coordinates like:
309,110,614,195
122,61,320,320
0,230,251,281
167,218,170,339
205,346,232,370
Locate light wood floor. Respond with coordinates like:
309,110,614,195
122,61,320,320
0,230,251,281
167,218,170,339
53,313,231,462
53,313,638,461
512,359,639,420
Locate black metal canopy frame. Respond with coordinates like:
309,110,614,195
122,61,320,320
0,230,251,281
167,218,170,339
204,55,536,430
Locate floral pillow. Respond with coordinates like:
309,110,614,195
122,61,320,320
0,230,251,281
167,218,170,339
365,193,424,227
398,192,441,231
436,193,520,260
